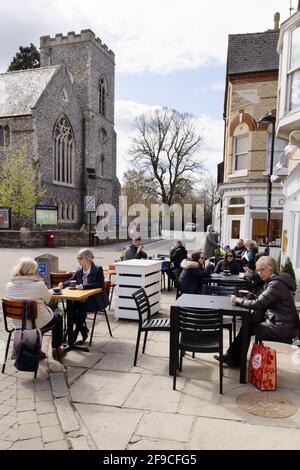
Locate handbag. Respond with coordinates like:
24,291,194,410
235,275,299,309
248,342,277,391
13,301,42,372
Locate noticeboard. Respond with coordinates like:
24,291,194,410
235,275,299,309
38,261,47,277
35,205,58,225
0,207,11,229
85,195,96,212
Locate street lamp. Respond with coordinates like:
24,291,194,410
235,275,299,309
258,112,276,255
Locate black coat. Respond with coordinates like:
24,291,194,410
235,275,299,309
64,263,109,310
235,273,299,340
214,259,240,275
179,260,214,294
170,246,188,271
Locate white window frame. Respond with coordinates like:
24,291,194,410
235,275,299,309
265,133,288,174
287,26,300,112
232,134,249,175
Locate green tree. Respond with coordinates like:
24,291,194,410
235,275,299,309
0,145,45,228
281,257,296,288
130,107,204,205
8,43,40,71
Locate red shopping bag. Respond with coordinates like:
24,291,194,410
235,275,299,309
248,343,277,391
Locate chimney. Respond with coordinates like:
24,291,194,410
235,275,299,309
274,12,280,31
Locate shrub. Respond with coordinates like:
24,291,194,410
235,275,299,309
281,257,296,286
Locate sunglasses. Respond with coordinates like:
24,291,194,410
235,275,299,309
77,257,83,260
226,255,234,258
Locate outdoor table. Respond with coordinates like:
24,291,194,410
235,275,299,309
50,287,101,352
169,294,249,384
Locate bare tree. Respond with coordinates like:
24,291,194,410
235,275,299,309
122,168,158,207
197,175,218,228
130,107,204,205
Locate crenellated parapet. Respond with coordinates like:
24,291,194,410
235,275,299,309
40,29,114,59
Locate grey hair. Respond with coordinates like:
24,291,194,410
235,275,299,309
207,224,214,233
244,239,257,248
256,256,277,273
77,249,94,261
12,257,38,277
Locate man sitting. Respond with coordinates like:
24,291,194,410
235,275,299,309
233,239,246,257
124,236,148,260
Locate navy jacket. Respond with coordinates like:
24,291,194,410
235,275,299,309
214,260,240,275
170,246,188,271
179,260,214,294
63,263,109,310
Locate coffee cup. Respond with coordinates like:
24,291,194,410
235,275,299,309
69,280,77,288
223,269,230,276
239,289,249,298
53,287,61,294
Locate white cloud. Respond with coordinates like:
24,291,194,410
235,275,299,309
115,100,223,183
0,0,290,74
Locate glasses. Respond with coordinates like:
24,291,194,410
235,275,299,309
77,257,83,260
199,256,205,260
227,255,233,258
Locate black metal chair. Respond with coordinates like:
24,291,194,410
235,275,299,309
132,288,170,366
202,284,234,344
172,269,181,299
87,280,113,346
172,306,224,394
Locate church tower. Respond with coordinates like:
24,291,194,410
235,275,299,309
40,30,118,214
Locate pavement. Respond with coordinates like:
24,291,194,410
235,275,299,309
1,244,300,450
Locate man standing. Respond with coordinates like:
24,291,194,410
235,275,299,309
124,236,148,260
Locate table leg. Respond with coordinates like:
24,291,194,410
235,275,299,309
240,311,250,384
64,300,89,353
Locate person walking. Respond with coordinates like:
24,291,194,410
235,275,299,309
203,224,219,260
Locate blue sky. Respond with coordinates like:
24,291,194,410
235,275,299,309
0,0,294,181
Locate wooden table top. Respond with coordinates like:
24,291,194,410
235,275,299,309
50,287,101,301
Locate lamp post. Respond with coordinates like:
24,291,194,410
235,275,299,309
258,112,276,255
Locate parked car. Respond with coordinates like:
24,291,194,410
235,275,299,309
184,222,197,232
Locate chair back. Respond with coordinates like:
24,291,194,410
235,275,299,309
108,264,115,271
172,269,181,298
2,298,38,332
50,272,74,287
104,280,111,295
177,307,223,344
132,288,151,324
215,283,238,296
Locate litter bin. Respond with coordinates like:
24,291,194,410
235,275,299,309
47,229,56,248
35,254,58,288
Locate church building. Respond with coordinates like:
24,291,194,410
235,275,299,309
0,29,120,229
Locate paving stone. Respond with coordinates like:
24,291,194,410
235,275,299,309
20,437,44,450
0,405,14,416
45,439,69,450
54,397,80,433
93,353,133,372
0,424,9,436
124,375,184,413
128,437,186,450
8,441,21,450
38,413,60,428
66,367,86,385
16,399,35,412
41,425,64,443
48,359,66,373
34,378,51,391
35,389,53,402
74,403,143,450
0,411,17,426
0,427,19,442
0,439,12,450
68,436,92,450
50,372,68,398
18,423,41,440
135,411,194,442
17,388,34,400
36,400,56,415
70,370,140,407
189,417,300,450
17,411,38,425
63,351,104,369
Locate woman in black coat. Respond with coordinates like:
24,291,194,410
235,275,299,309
214,250,240,274
170,240,188,272
60,249,109,342
215,256,299,367
179,251,214,294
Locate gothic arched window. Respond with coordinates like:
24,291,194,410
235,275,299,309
53,116,74,184
99,75,107,116
0,125,10,147
97,154,105,177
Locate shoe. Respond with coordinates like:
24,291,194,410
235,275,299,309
80,325,89,343
39,351,47,360
213,353,237,368
52,346,65,361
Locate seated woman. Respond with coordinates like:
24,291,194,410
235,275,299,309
215,256,299,367
214,249,240,275
179,251,214,294
59,249,108,343
241,239,258,271
5,257,64,360
170,240,187,272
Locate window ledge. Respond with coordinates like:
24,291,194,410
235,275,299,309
229,170,248,178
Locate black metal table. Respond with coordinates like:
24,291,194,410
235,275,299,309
169,294,249,383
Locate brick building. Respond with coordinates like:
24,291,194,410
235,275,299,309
215,16,287,251
0,29,120,229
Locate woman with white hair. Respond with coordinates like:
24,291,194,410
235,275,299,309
5,257,64,359
215,256,299,367
241,239,258,271
59,249,108,343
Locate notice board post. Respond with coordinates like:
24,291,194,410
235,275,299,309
85,196,96,247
